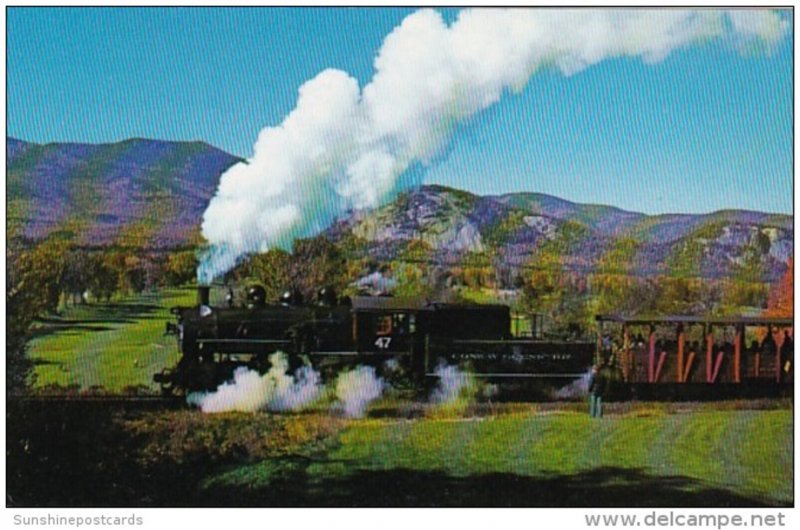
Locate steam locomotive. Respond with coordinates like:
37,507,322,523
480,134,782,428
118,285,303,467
154,285,596,394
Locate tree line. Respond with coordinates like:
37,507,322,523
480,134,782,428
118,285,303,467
6,239,198,395
6,232,792,395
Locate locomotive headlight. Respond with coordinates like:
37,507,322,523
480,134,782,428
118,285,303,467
200,305,213,318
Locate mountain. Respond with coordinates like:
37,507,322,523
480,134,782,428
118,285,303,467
6,137,792,281
329,185,793,281
7,137,241,249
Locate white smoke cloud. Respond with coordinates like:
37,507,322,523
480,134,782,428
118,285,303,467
198,8,788,282
553,369,593,400
430,362,475,404
334,366,386,418
187,351,321,413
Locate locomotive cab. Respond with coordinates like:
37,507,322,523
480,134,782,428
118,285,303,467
351,297,426,356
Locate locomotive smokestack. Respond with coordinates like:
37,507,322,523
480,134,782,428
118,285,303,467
198,286,210,306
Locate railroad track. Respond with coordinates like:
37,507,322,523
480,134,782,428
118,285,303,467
10,394,185,409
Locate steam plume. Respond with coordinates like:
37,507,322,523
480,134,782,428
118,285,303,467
187,352,321,413
553,369,593,400
199,8,787,282
334,366,386,418
430,362,476,404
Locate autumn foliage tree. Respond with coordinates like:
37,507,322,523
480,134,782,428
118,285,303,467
7,239,69,394
164,250,198,287
765,257,793,318
291,235,352,301
232,249,292,302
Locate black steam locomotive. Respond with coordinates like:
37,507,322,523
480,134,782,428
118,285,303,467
154,285,596,394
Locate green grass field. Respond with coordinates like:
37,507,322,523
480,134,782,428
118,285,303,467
7,401,792,507
199,407,792,506
27,288,195,392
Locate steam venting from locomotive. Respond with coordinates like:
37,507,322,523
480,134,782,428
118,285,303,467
187,352,321,413
553,369,593,400
197,8,787,283
431,362,476,405
334,366,386,418
186,350,387,416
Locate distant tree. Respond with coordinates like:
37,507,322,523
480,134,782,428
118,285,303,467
522,258,594,332
522,251,565,313
463,267,483,289
652,276,704,315
522,221,588,313
589,273,632,316
493,262,515,290
291,236,350,301
26,239,69,314
459,251,495,291
337,233,370,260
235,249,292,302
7,239,69,394
399,238,432,262
392,262,431,298
164,250,198,287
62,250,92,305
89,253,119,301
621,277,662,315
721,249,769,312
447,266,465,288
126,256,148,293
765,257,793,318
108,252,148,294
106,252,127,293
342,256,373,297
7,254,31,394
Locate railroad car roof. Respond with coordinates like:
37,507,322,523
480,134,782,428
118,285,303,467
351,296,429,311
595,315,794,326
350,297,510,312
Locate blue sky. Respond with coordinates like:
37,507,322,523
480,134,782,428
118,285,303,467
7,7,793,214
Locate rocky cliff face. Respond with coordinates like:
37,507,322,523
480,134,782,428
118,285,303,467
332,185,792,281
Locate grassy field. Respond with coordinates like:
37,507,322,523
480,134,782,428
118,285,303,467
7,401,792,507
27,287,195,392
199,406,792,507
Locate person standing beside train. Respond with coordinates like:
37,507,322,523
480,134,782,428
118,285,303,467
588,358,611,418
